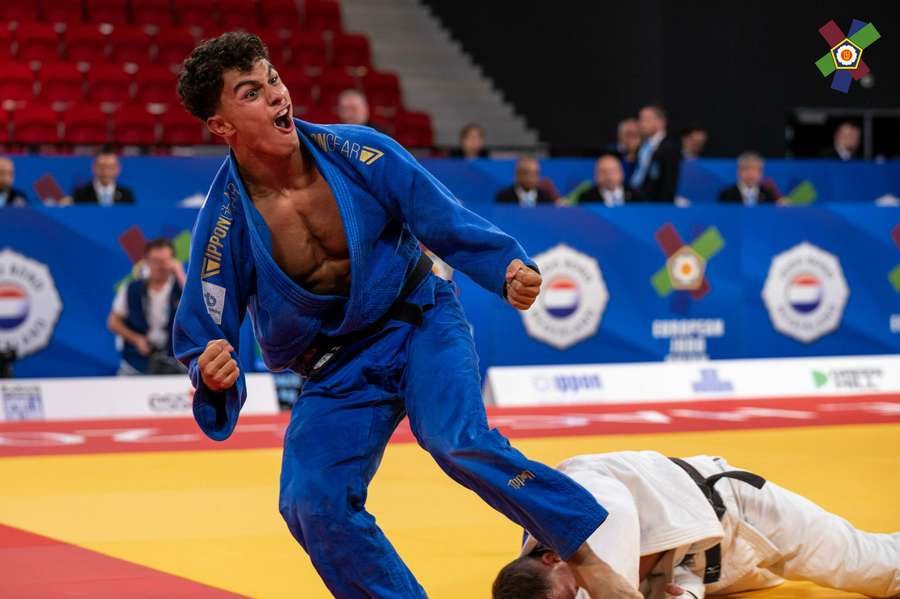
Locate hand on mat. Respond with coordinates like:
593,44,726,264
199,339,239,391
505,258,541,310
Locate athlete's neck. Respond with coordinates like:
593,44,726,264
234,141,315,198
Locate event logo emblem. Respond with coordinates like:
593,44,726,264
762,242,849,343
0,249,63,359
522,244,608,350
890,225,900,293
815,19,880,93
651,223,724,310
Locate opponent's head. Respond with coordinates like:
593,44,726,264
177,32,295,155
493,549,579,599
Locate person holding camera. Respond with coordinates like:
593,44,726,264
107,238,186,375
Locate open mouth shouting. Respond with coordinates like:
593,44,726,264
273,105,293,133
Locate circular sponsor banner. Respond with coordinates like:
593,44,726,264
522,244,608,350
761,242,849,343
0,249,63,358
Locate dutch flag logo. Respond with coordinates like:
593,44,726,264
543,277,580,318
788,274,823,314
0,284,30,329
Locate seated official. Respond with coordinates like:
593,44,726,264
107,238,186,375
717,152,778,206
0,157,29,207
574,155,645,206
496,157,555,206
819,121,861,161
72,148,136,205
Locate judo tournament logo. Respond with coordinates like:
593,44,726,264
522,244,608,350
0,249,63,359
651,223,724,310
815,19,880,93
762,242,849,343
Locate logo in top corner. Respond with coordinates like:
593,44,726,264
762,242,849,343
522,244,608,350
359,145,384,165
814,19,880,93
0,249,63,359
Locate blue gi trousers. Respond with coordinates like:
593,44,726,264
278,278,608,598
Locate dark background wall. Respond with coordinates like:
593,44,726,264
422,1,899,156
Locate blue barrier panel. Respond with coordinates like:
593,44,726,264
1,205,897,380
8,155,900,207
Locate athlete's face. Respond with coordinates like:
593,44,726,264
208,59,296,155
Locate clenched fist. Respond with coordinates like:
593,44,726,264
505,258,542,310
198,339,239,391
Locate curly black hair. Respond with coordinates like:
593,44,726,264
177,31,269,120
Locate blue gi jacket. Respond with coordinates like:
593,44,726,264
174,119,535,441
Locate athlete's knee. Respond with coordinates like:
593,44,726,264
420,426,509,466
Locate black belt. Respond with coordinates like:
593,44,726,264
669,457,766,584
292,254,434,378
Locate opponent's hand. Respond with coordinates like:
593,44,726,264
569,545,642,599
505,259,541,310
198,339,239,391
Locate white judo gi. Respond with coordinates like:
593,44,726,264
520,451,899,598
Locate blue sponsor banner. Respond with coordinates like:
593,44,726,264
8,155,900,207
1,203,897,381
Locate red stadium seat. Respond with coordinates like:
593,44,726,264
281,71,315,115
304,0,341,33
135,65,178,104
176,0,219,30
85,0,131,25
87,64,133,103
132,0,174,27
332,33,370,69
10,103,62,145
15,23,61,63
257,29,291,64
63,24,109,63
111,105,159,145
108,26,154,64
304,105,337,124
0,28,13,62
0,64,36,102
0,109,9,143
259,0,300,29
62,104,109,144
394,111,434,148
1,1,39,24
43,0,86,24
362,71,402,114
219,0,260,30
154,28,196,67
160,108,205,145
38,63,85,103
317,69,356,110
290,32,327,72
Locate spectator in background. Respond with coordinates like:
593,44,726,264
630,105,681,202
495,158,554,206
681,124,708,160
572,154,645,206
718,152,779,206
820,121,861,160
0,157,29,207
611,118,641,181
337,89,383,132
72,147,135,205
107,238,186,375
452,123,489,159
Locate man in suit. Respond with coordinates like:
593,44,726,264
819,121,861,160
575,154,644,206
72,148,135,205
681,124,707,161
629,105,681,202
0,157,29,207
496,157,555,206
609,118,641,182
717,152,778,206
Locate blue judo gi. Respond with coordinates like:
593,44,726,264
173,119,609,598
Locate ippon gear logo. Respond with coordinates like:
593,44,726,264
507,470,536,489
762,242,849,343
815,19,880,93
0,249,62,359
522,244,608,350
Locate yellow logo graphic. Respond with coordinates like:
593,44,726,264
201,257,221,278
507,470,536,489
359,146,384,165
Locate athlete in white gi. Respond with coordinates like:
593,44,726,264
493,451,899,599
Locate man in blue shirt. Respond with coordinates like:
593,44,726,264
173,32,636,599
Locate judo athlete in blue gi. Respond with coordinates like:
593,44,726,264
172,32,640,599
